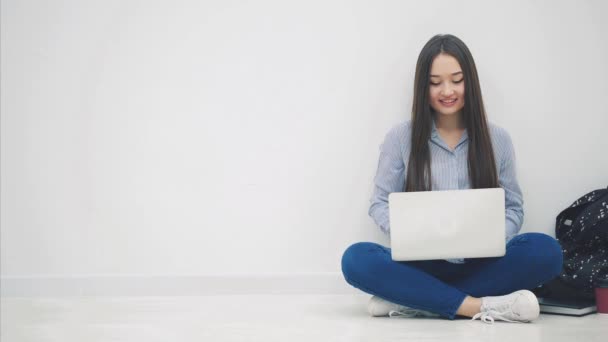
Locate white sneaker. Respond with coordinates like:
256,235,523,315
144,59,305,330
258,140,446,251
471,290,540,324
367,295,441,318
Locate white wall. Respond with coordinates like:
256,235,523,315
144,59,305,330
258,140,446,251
2,0,607,295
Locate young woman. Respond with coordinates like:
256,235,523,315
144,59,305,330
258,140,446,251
340,34,563,324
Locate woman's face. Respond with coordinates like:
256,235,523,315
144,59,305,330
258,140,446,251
428,53,465,117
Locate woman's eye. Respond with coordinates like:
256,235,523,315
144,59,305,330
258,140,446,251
430,79,463,86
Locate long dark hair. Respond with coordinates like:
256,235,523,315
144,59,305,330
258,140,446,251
405,34,498,192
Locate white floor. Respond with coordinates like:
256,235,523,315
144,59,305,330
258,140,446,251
2,294,607,342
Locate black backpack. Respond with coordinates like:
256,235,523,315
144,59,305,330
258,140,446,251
532,186,608,300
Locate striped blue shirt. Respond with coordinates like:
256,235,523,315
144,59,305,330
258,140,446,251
368,119,524,263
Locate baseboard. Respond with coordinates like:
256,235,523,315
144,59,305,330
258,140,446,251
0,273,361,297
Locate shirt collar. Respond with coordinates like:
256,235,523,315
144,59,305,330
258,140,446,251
430,117,469,150
431,118,440,139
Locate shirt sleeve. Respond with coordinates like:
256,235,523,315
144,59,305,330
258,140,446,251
498,130,524,243
368,125,406,236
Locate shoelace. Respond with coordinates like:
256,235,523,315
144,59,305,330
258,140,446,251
471,309,521,324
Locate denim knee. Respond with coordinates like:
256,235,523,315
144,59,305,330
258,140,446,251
515,232,564,278
341,242,381,284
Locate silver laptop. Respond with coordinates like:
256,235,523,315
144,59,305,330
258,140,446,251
388,188,506,261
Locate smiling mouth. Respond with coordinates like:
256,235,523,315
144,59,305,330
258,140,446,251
440,98,457,106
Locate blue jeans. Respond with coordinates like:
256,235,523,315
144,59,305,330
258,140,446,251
341,232,563,319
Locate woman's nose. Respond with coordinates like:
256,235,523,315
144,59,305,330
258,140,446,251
440,85,454,97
